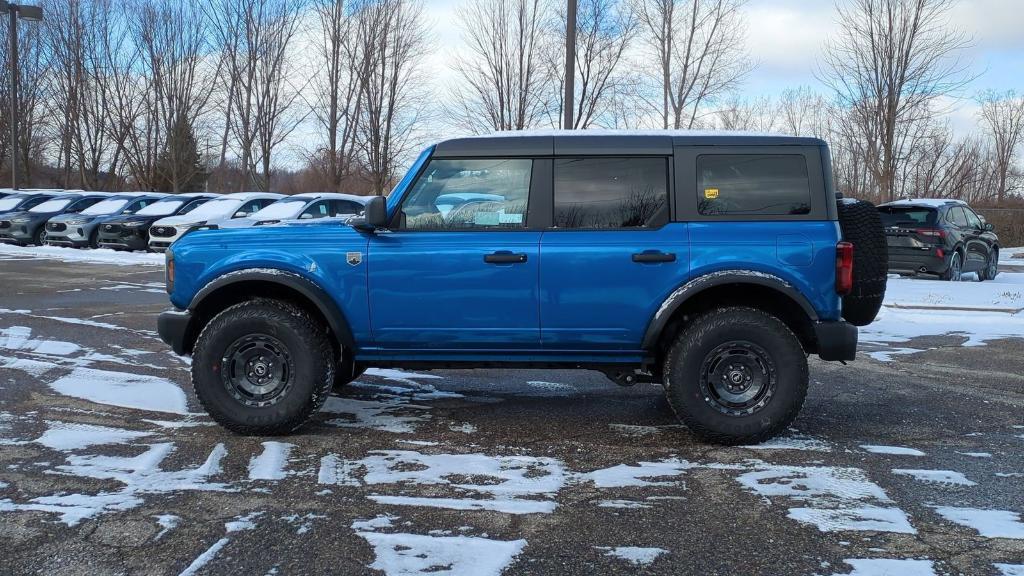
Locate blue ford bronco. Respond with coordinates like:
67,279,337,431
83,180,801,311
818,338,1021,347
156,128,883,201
158,132,887,444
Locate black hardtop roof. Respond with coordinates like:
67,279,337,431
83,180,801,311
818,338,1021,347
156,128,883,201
433,130,826,157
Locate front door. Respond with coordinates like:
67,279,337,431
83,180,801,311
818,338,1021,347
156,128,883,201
368,157,542,350
540,156,689,350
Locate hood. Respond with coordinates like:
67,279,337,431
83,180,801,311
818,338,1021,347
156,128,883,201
1,210,33,221
216,217,259,229
153,214,209,227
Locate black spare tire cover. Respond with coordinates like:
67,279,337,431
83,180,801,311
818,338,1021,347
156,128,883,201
837,198,887,326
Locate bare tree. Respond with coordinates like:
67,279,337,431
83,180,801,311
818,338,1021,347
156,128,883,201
714,95,774,132
545,0,637,128
978,90,1024,202
309,0,365,192
632,0,752,129
449,0,550,133
775,87,830,138
821,0,972,203
354,0,430,195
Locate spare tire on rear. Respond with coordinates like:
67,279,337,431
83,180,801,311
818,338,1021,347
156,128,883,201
837,198,887,326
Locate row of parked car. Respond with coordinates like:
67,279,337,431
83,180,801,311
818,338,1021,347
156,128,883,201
0,189,370,252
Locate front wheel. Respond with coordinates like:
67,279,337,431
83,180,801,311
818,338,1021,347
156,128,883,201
191,298,335,435
979,249,998,281
662,307,808,445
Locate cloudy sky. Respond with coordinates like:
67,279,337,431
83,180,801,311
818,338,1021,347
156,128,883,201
418,0,1023,134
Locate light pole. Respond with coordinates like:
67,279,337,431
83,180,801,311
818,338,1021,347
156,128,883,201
563,0,576,130
3,2,42,190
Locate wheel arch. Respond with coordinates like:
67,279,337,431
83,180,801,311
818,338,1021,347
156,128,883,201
181,269,354,356
643,271,820,359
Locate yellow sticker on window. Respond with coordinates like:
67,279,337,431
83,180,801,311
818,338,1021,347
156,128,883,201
704,188,719,199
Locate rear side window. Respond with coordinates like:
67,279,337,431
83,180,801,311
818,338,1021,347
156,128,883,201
697,155,810,216
553,157,669,229
947,207,968,227
877,206,936,227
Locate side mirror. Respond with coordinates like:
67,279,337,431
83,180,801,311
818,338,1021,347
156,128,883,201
299,213,314,220
233,211,249,218
351,196,387,232
984,222,994,231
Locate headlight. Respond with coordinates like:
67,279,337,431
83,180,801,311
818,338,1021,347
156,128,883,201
11,217,29,223
122,220,146,228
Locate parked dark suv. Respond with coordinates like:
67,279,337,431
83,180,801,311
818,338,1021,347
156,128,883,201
97,193,218,251
158,132,889,445
878,199,1000,281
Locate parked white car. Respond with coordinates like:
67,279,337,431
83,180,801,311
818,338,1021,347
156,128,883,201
218,193,370,229
148,192,283,252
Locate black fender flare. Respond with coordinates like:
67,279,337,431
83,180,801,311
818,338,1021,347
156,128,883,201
189,268,355,349
641,270,819,349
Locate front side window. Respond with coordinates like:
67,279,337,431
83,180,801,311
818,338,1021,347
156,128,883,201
300,201,330,219
399,158,533,230
553,157,669,229
963,207,983,229
333,200,364,216
178,198,209,215
698,155,811,216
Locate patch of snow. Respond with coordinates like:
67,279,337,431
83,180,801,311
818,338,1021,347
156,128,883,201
448,423,476,434
281,513,324,535
0,243,164,266
0,355,58,377
826,558,936,576
0,481,7,489
744,433,831,452
860,445,926,456
0,442,229,525
608,424,660,437
995,564,1024,576
48,367,188,415
357,532,527,576
317,454,361,486
892,469,977,486
788,506,917,534
179,538,230,576
957,452,992,458
36,421,152,451
321,396,431,434
0,326,81,356
596,546,667,566
579,459,696,488
596,499,652,509
932,506,1024,539
369,495,556,515
154,514,179,540
247,442,294,481
396,440,439,446
352,514,398,532
736,465,890,501
525,381,577,395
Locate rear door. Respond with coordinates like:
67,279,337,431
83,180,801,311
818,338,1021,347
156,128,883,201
539,156,688,350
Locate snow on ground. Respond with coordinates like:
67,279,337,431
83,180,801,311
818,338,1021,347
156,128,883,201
996,564,1024,576
595,546,668,566
860,445,926,456
863,273,1024,359
891,469,977,486
743,432,832,452
827,558,936,576
48,367,188,415
35,420,152,451
247,442,295,481
0,243,164,266
355,524,528,576
932,507,1024,539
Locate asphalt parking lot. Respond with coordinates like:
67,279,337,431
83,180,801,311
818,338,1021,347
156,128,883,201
1,250,1023,575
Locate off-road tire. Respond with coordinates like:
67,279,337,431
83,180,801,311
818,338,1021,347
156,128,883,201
333,350,366,392
837,199,887,326
663,307,808,445
192,298,334,435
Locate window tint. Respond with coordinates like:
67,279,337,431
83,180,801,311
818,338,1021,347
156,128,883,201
179,199,209,214
301,201,330,219
553,157,669,229
878,206,936,227
947,207,968,227
697,155,811,216
333,200,364,216
233,200,265,218
963,207,983,229
400,158,532,230
67,197,101,212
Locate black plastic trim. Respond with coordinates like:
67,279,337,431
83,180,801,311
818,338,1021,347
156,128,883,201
814,320,858,361
641,270,820,349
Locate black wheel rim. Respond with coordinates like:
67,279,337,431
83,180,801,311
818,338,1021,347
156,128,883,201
221,334,294,407
699,341,777,416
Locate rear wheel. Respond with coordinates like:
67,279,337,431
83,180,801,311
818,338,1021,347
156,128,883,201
662,307,808,445
979,249,998,281
941,251,962,281
192,298,334,435
837,199,887,326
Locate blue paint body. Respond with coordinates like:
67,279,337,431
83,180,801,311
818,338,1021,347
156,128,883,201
168,144,842,364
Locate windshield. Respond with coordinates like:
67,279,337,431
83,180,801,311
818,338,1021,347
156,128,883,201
252,198,308,220
29,198,73,213
184,198,242,220
878,206,937,227
81,198,129,216
0,196,27,211
136,199,185,216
